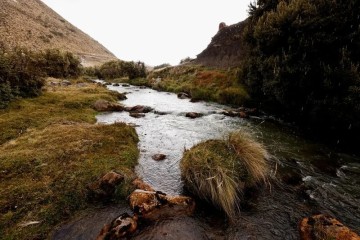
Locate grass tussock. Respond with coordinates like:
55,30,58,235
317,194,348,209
180,131,269,220
0,79,139,239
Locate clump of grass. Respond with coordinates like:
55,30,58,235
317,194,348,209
180,131,269,220
0,79,139,239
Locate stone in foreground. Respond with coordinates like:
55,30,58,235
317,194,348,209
129,190,195,221
299,214,360,240
96,213,137,240
87,171,124,201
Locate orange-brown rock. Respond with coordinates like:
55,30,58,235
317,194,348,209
96,213,138,240
299,214,360,240
132,178,154,191
129,190,195,220
93,99,124,112
87,171,124,201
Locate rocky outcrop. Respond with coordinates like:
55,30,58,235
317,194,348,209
93,99,124,112
87,171,124,201
194,20,248,67
299,214,360,240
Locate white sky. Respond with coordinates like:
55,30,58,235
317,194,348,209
41,0,251,66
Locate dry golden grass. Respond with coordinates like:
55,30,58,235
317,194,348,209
228,131,269,185
180,131,269,220
0,0,116,66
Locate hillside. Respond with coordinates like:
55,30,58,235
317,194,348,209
194,21,247,68
0,0,117,66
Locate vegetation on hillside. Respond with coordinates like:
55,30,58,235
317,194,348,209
148,65,250,106
0,48,82,108
0,81,139,239
239,0,360,146
84,60,146,80
180,131,269,220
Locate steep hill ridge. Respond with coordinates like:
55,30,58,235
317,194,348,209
0,0,117,66
195,21,247,68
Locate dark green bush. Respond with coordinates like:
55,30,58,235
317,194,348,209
0,48,82,108
240,0,360,147
85,60,146,80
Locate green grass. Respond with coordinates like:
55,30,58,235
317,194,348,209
180,131,269,220
147,65,250,106
0,79,139,239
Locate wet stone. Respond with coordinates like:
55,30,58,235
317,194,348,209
152,154,166,161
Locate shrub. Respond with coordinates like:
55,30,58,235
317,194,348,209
180,131,269,220
217,86,250,105
85,60,146,80
0,48,82,108
241,0,360,148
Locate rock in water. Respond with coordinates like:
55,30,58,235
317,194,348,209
177,92,190,99
152,154,166,161
93,99,124,112
129,113,145,118
299,214,360,240
185,112,203,119
125,105,153,113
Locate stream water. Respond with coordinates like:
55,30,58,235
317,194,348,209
53,83,360,239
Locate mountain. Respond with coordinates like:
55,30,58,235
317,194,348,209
194,21,247,68
0,0,117,66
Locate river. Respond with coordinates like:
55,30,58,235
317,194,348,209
54,83,360,239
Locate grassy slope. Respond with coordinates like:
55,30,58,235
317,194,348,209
0,80,139,239
110,65,249,107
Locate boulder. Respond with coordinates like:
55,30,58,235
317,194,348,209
177,92,190,99
96,213,138,240
125,105,153,113
93,99,124,112
129,190,195,220
132,178,154,191
299,214,360,240
185,112,203,119
87,171,124,201
152,154,166,161
122,84,130,87
113,83,120,86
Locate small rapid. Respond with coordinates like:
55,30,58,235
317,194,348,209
89,83,359,238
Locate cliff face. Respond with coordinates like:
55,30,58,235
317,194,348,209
195,21,247,68
0,0,117,66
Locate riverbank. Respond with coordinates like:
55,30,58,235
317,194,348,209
0,78,139,239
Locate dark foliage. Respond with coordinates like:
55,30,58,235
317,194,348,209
85,60,146,80
0,48,82,108
240,0,360,148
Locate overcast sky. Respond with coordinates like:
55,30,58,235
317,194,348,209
41,0,251,66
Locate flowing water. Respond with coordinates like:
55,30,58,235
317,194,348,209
53,83,360,239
